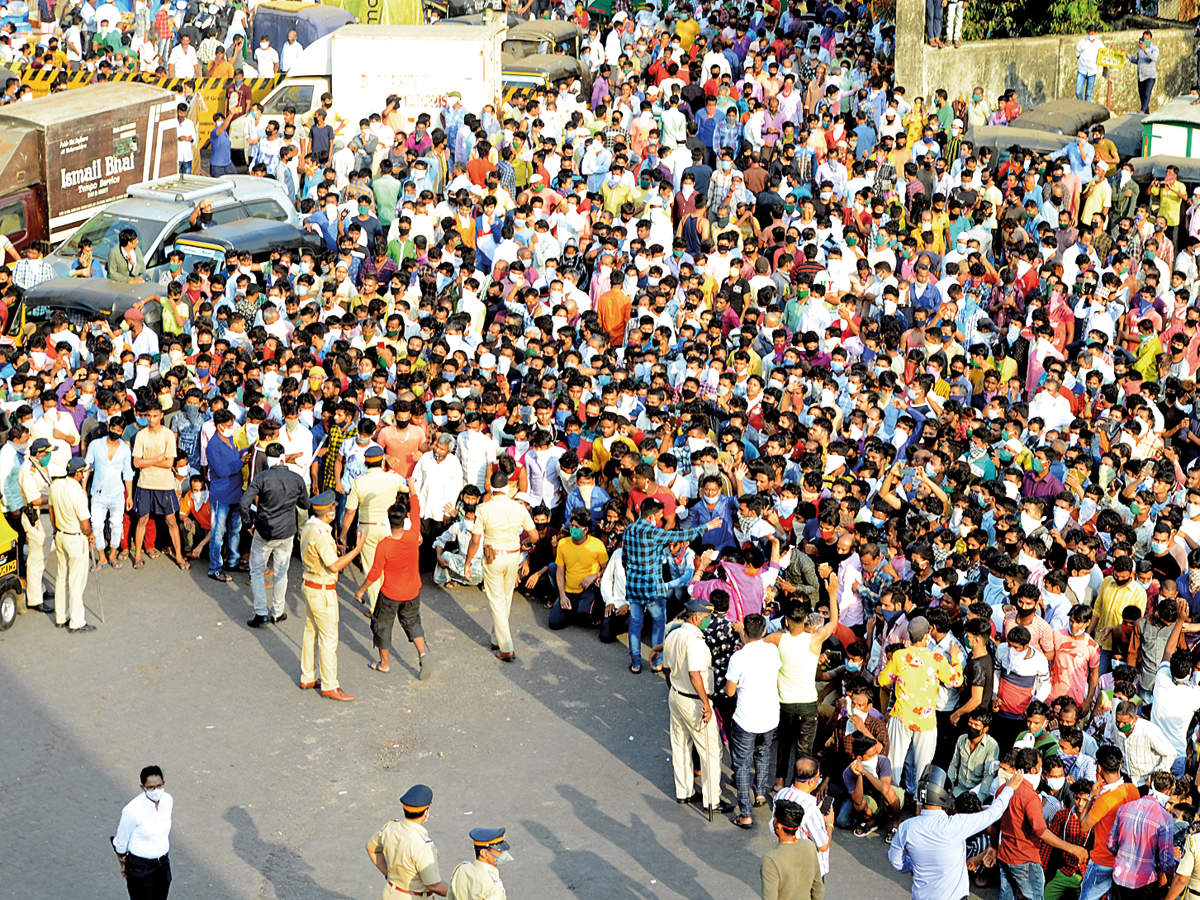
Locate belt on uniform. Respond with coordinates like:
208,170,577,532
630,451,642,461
387,883,429,896
672,687,701,700
303,580,337,590
360,522,386,527
487,547,522,554
57,531,81,536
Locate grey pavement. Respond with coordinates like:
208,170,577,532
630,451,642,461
0,559,963,898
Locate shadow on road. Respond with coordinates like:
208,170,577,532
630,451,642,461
225,805,351,899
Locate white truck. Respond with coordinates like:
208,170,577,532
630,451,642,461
232,23,505,159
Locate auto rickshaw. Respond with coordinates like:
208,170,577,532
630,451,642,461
6,278,167,342
160,218,326,288
0,509,22,631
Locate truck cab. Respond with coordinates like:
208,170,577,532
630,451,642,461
48,175,298,278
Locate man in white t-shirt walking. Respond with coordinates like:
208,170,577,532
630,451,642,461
255,36,279,76
725,612,783,827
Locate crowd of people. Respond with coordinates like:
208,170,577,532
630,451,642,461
6,0,1200,897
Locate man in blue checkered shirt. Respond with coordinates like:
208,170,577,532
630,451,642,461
622,497,723,673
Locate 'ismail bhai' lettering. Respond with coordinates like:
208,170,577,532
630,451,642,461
61,154,135,188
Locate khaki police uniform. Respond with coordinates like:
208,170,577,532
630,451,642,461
346,467,406,613
472,496,534,655
299,516,343,690
48,474,90,629
17,457,51,609
449,858,506,900
367,818,441,900
662,621,722,807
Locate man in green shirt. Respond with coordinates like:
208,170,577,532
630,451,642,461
372,160,402,230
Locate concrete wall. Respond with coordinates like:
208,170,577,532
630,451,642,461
894,0,1196,115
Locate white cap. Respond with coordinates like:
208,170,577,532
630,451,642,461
824,453,846,475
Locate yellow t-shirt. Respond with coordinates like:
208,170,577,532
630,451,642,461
555,535,609,594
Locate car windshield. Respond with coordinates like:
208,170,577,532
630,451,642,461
55,212,162,263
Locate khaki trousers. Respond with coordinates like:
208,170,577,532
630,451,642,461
357,524,391,613
482,552,519,654
300,585,340,690
54,532,88,628
668,690,722,806
22,515,44,608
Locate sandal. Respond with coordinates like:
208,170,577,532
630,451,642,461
650,664,663,674
542,598,555,609
208,572,233,583
91,560,108,572
629,663,642,674
145,549,161,560
109,558,123,569
730,816,754,829
133,558,145,570
174,557,191,571
368,661,390,673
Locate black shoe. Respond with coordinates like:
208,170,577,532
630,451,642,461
718,802,737,814
246,615,268,628
270,612,288,624
676,792,702,805
34,602,54,614
68,624,96,633
54,621,68,629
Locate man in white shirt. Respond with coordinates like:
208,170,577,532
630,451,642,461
174,104,196,174
1075,25,1103,102
409,433,465,555
167,34,198,78
725,613,783,827
279,29,303,72
112,764,173,898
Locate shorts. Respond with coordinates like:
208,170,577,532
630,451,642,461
134,486,180,517
371,594,423,648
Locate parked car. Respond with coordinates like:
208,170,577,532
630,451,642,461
48,175,298,278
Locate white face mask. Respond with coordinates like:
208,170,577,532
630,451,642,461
145,787,164,802
1022,773,1042,789
1046,776,1066,791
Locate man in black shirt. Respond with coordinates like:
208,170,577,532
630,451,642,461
240,442,308,628
951,616,995,734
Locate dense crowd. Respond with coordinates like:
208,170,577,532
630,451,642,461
8,0,1200,897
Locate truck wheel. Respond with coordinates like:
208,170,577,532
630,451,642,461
0,583,16,630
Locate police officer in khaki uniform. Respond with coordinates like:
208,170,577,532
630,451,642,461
365,783,449,899
662,597,723,818
463,471,537,661
340,445,407,613
449,828,510,900
17,438,54,613
299,490,365,702
48,458,94,632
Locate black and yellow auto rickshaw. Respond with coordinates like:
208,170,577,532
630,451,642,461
0,508,22,630
6,278,167,342
167,218,326,288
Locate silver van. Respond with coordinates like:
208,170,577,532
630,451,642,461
48,175,298,277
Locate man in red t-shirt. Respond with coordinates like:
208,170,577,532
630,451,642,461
627,463,676,528
356,496,426,678
1077,744,1140,900
997,748,1089,900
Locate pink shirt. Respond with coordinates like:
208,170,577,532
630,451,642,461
1049,630,1100,705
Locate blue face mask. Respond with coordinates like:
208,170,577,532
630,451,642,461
845,660,861,673
777,498,798,517
880,608,902,625
135,416,148,427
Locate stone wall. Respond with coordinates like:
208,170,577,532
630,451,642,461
894,0,1196,115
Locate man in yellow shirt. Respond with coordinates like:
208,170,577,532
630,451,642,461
552,510,613,638
877,616,962,799
674,9,700,50
1093,556,1147,661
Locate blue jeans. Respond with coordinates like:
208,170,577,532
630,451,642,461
208,499,241,575
178,160,193,175
1079,862,1113,900
1000,860,1045,900
1076,72,1096,101
730,721,775,818
627,597,664,667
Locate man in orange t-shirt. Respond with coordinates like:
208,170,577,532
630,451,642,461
1077,744,1140,900
375,399,427,477
595,284,632,345
356,496,426,678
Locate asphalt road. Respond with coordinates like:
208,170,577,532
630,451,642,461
0,557,971,898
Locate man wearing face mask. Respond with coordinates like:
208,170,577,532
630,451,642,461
17,438,54,612
341,445,406,613
112,764,173,900
240,442,309,628
448,827,512,899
